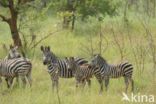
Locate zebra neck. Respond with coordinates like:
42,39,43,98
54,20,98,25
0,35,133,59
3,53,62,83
99,63,109,69
72,64,79,74
50,57,58,63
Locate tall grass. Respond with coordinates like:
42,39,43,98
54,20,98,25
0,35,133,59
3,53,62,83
0,15,156,104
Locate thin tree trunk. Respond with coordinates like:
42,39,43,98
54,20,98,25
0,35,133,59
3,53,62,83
153,0,156,17
71,13,75,30
8,0,22,47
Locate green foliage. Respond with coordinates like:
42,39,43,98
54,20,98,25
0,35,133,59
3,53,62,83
1,3,156,102
77,0,118,20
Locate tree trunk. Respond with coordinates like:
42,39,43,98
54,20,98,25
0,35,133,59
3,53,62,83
71,13,75,30
8,0,22,47
153,0,156,17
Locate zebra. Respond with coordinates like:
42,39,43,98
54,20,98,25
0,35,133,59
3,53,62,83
0,58,32,88
90,54,134,93
5,45,21,59
46,62,59,91
65,57,98,88
40,46,88,78
4,45,31,86
0,45,22,86
40,46,88,89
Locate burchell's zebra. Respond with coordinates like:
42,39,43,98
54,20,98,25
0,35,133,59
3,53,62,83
0,58,32,88
90,54,134,93
65,57,98,88
47,63,59,91
0,45,22,86
40,46,88,78
4,45,32,86
5,45,21,59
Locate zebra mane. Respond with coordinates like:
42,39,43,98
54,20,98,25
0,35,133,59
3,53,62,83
97,55,108,65
49,51,58,63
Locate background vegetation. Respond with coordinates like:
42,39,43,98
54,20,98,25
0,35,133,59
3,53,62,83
0,0,156,104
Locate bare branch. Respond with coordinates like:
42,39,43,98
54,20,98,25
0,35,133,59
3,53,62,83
30,29,63,49
0,14,9,23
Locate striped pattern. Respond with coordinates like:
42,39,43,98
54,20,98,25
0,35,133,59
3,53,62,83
5,45,21,59
65,57,98,87
0,58,32,88
41,46,88,78
47,63,59,91
91,54,134,93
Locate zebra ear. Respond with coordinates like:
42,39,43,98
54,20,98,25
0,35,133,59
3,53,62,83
40,46,44,51
47,46,50,51
88,65,92,69
65,57,68,61
10,44,13,49
71,57,74,61
95,54,100,57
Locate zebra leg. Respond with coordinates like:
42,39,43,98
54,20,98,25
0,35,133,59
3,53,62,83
129,78,134,92
98,79,103,94
20,76,27,88
87,79,91,88
51,80,54,92
5,78,10,88
105,78,109,92
5,77,13,88
9,78,14,88
16,75,19,85
26,71,32,87
51,77,55,92
76,80,79,88
81,79,86,88
56,80,59,93
124,77,129,93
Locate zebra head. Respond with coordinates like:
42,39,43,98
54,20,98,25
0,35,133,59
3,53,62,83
65,57,77,72
40,46,57,65
65,57,77,73
7,45,21,59
91,54,108,67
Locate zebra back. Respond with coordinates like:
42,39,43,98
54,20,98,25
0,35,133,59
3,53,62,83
91,54,133,78
0,58,32,77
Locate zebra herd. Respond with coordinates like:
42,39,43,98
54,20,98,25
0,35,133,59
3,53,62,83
0,45,134,94
0,45,32,88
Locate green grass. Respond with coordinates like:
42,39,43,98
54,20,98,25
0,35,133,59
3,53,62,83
0,15,156,104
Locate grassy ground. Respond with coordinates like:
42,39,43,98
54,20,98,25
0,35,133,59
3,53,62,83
0,16,156,104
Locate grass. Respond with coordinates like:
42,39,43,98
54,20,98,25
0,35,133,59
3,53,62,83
0,15,156,104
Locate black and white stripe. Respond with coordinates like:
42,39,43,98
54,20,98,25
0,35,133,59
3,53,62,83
47,63,59,91
91,54,134,93
40,46,88,78
0,58,32,88
65,57,98,88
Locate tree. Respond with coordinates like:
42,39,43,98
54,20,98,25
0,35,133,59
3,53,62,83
49,0,118,30
77,0,118,21
0,0,34,47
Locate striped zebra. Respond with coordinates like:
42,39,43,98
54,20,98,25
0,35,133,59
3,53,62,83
40,46,88,78
90,54,134,93
40,46,88,89
65,57,98,88
0,45,22,86
0,58,32,88
5,45,21,59
47,63,59,91
5,45,25,85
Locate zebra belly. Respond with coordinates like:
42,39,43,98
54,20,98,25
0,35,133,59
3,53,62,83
110,71,123,78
